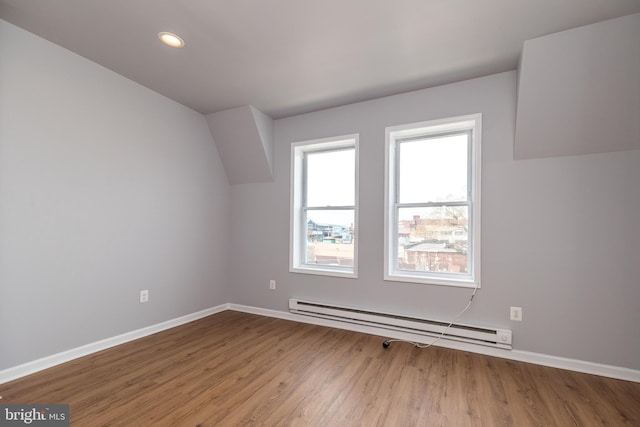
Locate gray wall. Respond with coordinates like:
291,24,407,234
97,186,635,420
228,71,640,370
515,13,640,159
2,16,639,374
0,20,231,370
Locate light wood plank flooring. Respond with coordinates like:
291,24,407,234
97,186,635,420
1,311,639,426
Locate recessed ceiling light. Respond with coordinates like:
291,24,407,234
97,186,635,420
158,32,185,48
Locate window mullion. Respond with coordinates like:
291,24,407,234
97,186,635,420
396,201,469,209
305,205,355,211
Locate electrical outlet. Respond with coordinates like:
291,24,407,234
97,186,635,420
140,290,149,303
510,306,522,321
269,280,276,290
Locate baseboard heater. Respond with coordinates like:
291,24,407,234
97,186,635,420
289,298,512,349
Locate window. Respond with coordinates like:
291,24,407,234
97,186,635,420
290,135,358,278
384,114,481,287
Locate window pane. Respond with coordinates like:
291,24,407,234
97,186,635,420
398,133,468,203
396,206,468,274
305,209,355,266
306,149,355,207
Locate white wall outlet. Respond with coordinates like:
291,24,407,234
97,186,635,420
140,289,149,303
269,280,276,290
510,306,522,321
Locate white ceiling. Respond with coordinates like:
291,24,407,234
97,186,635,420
1,0,639,119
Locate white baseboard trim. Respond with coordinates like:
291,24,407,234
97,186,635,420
228,303,640,383
2,303,638,385
0,304,230,385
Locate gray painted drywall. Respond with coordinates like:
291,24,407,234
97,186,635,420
250,106,275,173
515,13,640,159
228,71,640,370
0,20,231,370
2,15,639,374
205,105,274,184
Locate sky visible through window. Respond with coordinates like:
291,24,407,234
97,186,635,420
306,148,355,228
398,133,468,221
305,135,467,228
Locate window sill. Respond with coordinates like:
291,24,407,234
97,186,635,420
384,272,479,288
290,265,357,279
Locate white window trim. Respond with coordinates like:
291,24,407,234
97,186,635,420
384,114,481,288
290,134,359,278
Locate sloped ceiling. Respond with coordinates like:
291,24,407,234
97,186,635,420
515,13,640,159
205,106,274,185
1,0,639,119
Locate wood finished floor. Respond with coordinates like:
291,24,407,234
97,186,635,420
1,310,639,426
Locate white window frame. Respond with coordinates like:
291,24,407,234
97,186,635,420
290,134,359,278
384,114,481,288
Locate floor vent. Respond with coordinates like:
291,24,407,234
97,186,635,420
289,298,512,349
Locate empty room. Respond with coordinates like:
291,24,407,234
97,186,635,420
1,1,639,426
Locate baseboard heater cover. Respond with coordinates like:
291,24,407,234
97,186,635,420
289,298,512,349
